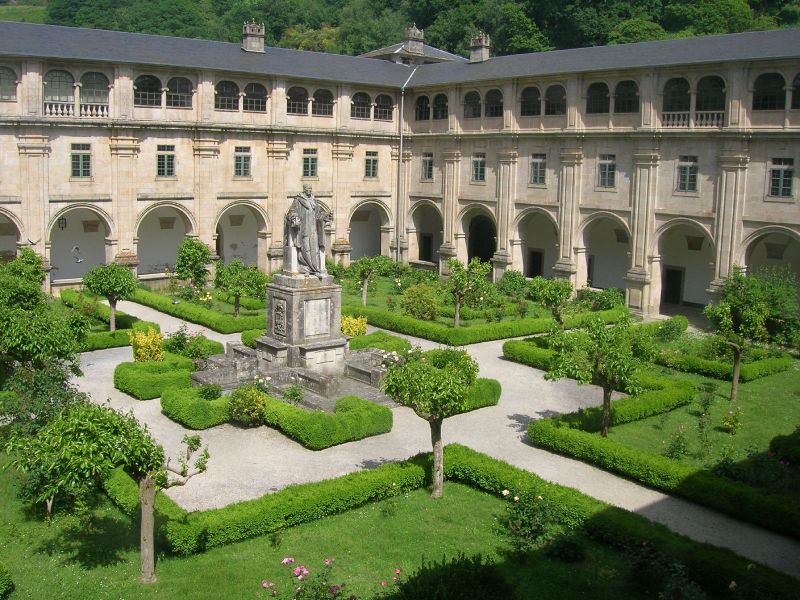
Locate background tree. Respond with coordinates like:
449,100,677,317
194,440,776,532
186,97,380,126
214,259,269,317
704,267,799,403
6,403,208,583
350,255,393,306
608,18,668,43
82,263,138,331
445,258,492,327
175,238,212,291
527,277,573,324
545,316,655,437
383,348,478,498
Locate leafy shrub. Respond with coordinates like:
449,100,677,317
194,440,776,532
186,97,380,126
0,561,12,599
175,238,212,289
389,553,513,600
129,326,164,362
657,316,689,342
459,379,501,413
348,331,411,354
213,289,266,311
131,289,263,333
241,328,265,348
228,385,267,426
769,428,800,463
594,288,625,310
163,324,224,359
505,492,571,553
283,384,304,405
401,283,438,320
385,294,397,311
198,384,222,400
161,387,230,430
341,315,367,337
497,270,527,298
424,348,478,385
113,353,194,400
663,424,689,459
720,405,743,435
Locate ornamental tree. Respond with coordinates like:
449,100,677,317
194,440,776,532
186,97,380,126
6,403,208,584
82,263,138,331
175,238,212,290
350,255,393,306
545,316,655,437
214,259,268,317
383,348,478,498
527,277,573,325
704,267,799,403
445,258,492,327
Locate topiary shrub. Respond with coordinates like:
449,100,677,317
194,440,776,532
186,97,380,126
401,283,438,320
341,315,367,337
113,353,194,400
228,385,267,426
129,326,164,362
197,384,222,400
593,287,625,310
161,387,230,430
656,315,689,342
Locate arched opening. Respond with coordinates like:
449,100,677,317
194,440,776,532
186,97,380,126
136,205,192,276
614,80,639,113
484,89,503,117
581,217,630,290
656,223,714,310
244,83,267,112
49,206,111,281
586,82,610,114
432,94,448,120
0,211,21,262
792,74,800,110
43,69,74,115
745,231,800,286
133,75,161,107
349,202,390,260
752,73,785,110
312,89,333,116
410,203,442,264
374,94,394,121
465,212,496,263
517,212,556,278
544,85,566,115
166,76,192,108
287,86,308,115
215,81,239,111
696,75,725,111
0,67,16,101
520,87,540,116
463,91,481,119
215,203,267,268
80,72,109,115
351,92,371,119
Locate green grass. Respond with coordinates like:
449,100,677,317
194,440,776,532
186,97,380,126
0,4,47,23
0,458,644,600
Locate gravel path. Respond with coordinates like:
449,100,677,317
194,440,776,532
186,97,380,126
75,301,800,578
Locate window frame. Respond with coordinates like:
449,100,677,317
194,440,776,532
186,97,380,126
214,81,240,111
421,152,434,181
234,146,252,178
156,144,176,178
585,82,610,114
0,67,16,101
70,143,92,179
768,157,795,198
520,87,541,117
302,148,318,179
351,92,371,120
529,153,547,186
752,73,786,111
166,76,193,109
544,85,566,116
471,152,487,183
243,83,268,113
432,94,448,120
133,75,162,108
597,154,617,189
675,155,699,193
364,150,379,179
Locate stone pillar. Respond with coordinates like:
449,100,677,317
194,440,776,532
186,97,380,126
331,239,352,267
392,147,412,263
492,149,518,280
439,149,461,275
332,140,354,248
22,61,42,117
192,136,220,247
266,134,290,272
626,150,659,315
17,133,50,290
709,152,749,295
574,247,589,289
110,132,139,266
647,254,663,315
552,148,583,284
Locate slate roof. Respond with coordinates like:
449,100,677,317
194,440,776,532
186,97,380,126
359,42,468,63
0,21,798,91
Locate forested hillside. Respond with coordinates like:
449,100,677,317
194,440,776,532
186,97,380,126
5,0,800,56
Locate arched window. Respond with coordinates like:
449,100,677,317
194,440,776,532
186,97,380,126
520,87,540,116
662,78,690,112
287,86,309,115
215,81,239,111
244,83,267,112
586,82,610,114
485,89,503,117
351,92,371,119
166,76,192,108
544,85,566,115
0,67,16,101
312,89,333,116
133,75,161,107
752,73,785,110
614,80,639,113
463,91,481,119
375,94,393,121
44,70,75,103
793,74,800,110
415,96,430,120
696,76,725,112
432,93,448,120
80,72,109,105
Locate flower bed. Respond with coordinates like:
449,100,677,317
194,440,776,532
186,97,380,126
130,289,264,333
113,353,194,400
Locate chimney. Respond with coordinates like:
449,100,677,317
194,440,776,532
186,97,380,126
242,20,265,53
469,32,491,63
405,23,424,55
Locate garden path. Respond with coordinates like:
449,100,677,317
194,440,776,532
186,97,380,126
75,300,800,578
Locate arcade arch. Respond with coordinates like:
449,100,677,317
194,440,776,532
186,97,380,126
515,210,557,278
580,215,630,290
348,201,391,260
652,220,714,311
48,205,113,280
742,228,800,285
460,206,496,263
409,202,443,264
0,210,22,262
215,202,269,270
136,204,194,276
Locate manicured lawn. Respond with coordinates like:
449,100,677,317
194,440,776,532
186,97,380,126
0,457,647,600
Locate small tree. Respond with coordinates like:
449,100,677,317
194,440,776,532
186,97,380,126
175,238,212,290
445,258,492,327
214,259,268,317
704,267,799,403
545,317,654,437
383,349,478,498
527,277,573,324
6,403,208,583
82,263,138,331
350,256,389,306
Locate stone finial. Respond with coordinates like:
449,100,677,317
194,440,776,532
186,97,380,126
469,31,491,63
405,23,424,55
242,20,265,53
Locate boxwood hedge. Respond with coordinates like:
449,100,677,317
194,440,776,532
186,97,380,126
461,378,502,412
113,353,194,400
655,351,792,381
131,289,264,333
0,562,11,599
160,387,230,429
348,330,411,354
241,328,265,349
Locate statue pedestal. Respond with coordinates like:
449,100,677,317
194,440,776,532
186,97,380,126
256,273,347,374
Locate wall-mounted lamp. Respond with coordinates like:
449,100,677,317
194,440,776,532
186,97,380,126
57,216,67,231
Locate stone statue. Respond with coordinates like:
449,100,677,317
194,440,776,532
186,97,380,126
284,184,332,277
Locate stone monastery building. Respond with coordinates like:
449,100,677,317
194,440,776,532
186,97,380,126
0,21,798,315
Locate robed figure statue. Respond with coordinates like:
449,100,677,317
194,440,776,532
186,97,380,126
284,184,332,276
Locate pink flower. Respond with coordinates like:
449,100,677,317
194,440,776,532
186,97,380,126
281,557,295,565
324,558,333,566
293,566,309,579
380,581,387,587
394,568,401,575
261,580,273,589
392,576,398,582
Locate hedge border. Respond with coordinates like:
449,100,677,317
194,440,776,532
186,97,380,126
347,331,412,354
131,289,264,333
113,353,194,400
160,387,230,430
241,328,265,349
213,290,266,311
655,351,792,381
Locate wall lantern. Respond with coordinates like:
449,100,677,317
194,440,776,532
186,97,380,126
57,216,67,230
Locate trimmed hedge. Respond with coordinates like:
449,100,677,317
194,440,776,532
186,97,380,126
103,466,186,522
655,351,792,381
160,387,230,429
461,378,502,412
0,562,11,599
241,328,265,349
502,338,554,370
213,290,266,311
113,353,194,400
263,395,393,450
342,304,627,345
131,289,264,333
770,428,800,464
348,330,411,354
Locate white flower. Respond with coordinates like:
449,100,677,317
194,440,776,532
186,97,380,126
513,496,519,502
501,489,510,497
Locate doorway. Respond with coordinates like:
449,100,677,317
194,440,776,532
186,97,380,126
468,215,496,262
526,250,543,278
662,266,684,305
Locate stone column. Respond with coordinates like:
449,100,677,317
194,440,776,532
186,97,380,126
492,149,518,280
626,150,659,315
266,134,290,273
574,246,589,288
192,136,220,247
109,131,139,268
22,61,42,117
438,149,461,275
17,133,50,290
709,152,749,295
331,140,354,264
552,148,583,284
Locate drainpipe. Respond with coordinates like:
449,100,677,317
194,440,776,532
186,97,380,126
396,66,418,263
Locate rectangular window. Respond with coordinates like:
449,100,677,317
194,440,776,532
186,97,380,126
70,143,91,178
472,153,486,182
676,155,698,192
421,152,434,181
769,158,794,197
302,148,318,178
156,144,176,177
597,154,616,188
530,153,546,185
364,150,378,178
234,146,251,177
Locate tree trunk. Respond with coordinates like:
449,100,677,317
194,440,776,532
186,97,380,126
430,418,444,498
45,497,54,522
234,293,240,318
730,346,742,403
552,307,563,325
138,474,157,584
361,278,368,306
454,300,461,328
109,299,117,332
601,385,612,438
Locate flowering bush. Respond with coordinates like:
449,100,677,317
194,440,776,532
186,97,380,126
721,405,743,435
503,491,575,554
254,375,272,394
129,326,164,362
163,324,222,359
341,315,367,337
283,384,304,406
400,283,438,321
257,557,355,599
228,385,267,426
